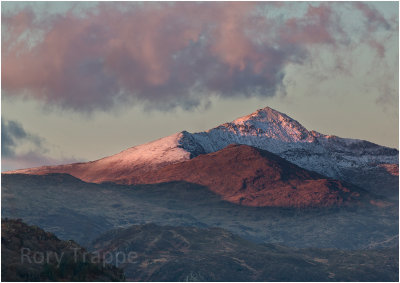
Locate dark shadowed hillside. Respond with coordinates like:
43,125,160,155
1,219,124,282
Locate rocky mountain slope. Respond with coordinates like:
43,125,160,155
136,144,367,207
1,218,124,282
90,223,399,281
5,107,398,193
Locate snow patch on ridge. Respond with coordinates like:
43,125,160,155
92,131,192,168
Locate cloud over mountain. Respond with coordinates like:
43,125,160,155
2,2,395,112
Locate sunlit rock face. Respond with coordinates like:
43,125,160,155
378,164,399,176
135,144,368,208
5,106,398,187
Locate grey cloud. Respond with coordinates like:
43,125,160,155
2,118,44,158
1,118,81,171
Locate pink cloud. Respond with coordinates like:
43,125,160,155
353,2,391,32
1,2,394,112
280,4,338,45
368,39,386,58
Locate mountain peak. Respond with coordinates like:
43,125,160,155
232,106,286,124
217,106,315,143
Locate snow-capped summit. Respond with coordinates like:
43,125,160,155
189,108,397,179
213,107,316,143
5,106,398,186
229,107,314,143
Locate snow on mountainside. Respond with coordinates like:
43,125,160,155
5,107,398,184
188,107,398,179
4,132,196,184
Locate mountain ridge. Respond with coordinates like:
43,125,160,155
5,106,398,188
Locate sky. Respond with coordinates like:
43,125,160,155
1,1,399,171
